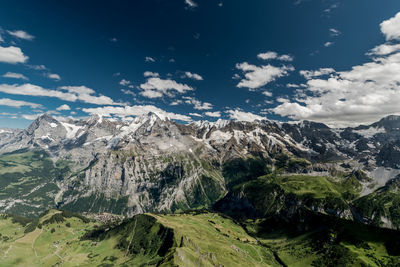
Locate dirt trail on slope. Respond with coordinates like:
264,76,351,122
125,217,138,257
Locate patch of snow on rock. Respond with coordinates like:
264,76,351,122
353,127,386,138
209,130,232,144
61,122,83,139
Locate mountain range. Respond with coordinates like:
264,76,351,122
1,113,400,231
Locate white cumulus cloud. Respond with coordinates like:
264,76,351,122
47,73,61,81
0,98,42,108
22,114,41,120
119,79,131,86
226,109,266,122
0,46,29,64
0,83,120,106
272,13,400,127
56,104,71,111
235,62,294,90
329,28,341,37
3,72,28,80
257,51,293,61
204,111,221,118
299,68,335,79
381,12,400,40
182,71,203,80
183,96,213,110
82,105,192,122
262,91,273,97
184,0,198,8
7,30,34,40
145,56,155,62
144,71,160,77
367,43,400,56
139,77,193,98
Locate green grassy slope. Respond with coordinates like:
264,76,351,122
2,209,400,266
353,177,400,230
0,150,70,218
0,210,282,267
214,173,362,221
212,168,400,266
244,213,400,267
0,210,134,266
152,212,280,267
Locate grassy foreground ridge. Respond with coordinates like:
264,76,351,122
1,209,400,266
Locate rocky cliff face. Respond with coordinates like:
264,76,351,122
1,113,400,228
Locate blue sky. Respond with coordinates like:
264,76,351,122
1,0,400,128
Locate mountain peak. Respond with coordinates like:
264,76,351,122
30,113,59,127
134,112,164,123
36,113,56,122
299,120,330,129
372,115,400,130
380,115,400,122
145,111,161,120
87,114,104,125
25,113,60,135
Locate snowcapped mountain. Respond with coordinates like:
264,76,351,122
2,113,400,178
1,113,400,228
